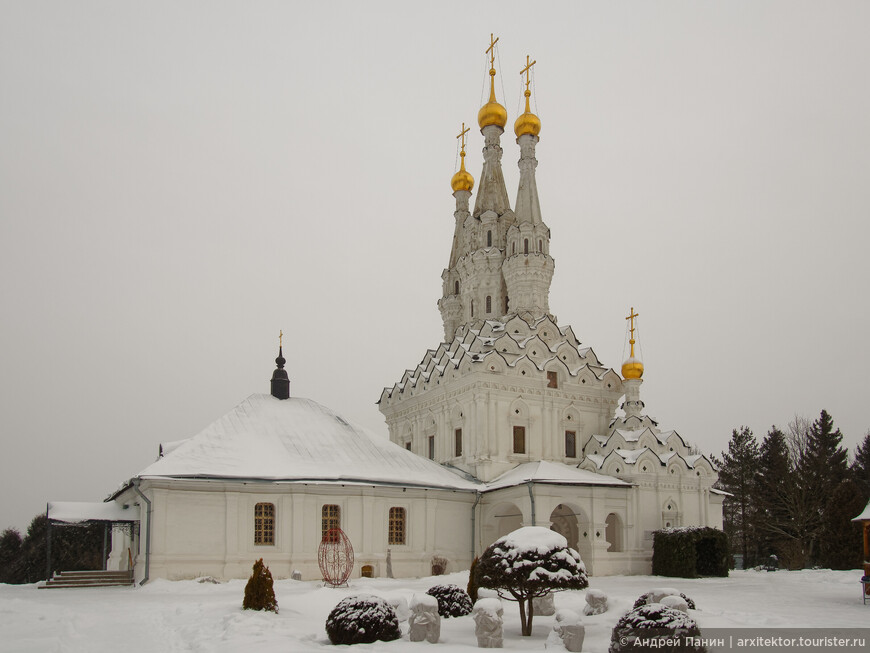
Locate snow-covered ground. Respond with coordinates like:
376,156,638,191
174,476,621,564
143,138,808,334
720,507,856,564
0,569,867,652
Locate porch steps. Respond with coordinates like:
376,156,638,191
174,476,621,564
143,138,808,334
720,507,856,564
40,570,134,589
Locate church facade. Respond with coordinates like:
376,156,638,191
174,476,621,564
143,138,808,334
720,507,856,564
98,44,723,583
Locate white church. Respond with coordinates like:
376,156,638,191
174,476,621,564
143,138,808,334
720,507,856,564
51,43,723,583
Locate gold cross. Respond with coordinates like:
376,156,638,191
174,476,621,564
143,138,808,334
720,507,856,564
625,307,639,338
279,330,283,348
456,122,470,153
520,55,536,92
486,33,499,68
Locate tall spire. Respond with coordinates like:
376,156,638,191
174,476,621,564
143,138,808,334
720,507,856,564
513,55,544,227
473,34,511,219
501,54,554,318
621,308,644,419
270,330,290,400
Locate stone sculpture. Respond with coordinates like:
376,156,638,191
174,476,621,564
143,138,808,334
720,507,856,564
409,594,440,643
582,588,608,616
472,598,504,648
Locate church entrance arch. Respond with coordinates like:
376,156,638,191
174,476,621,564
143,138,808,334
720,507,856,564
549,503,591,562
482,501,524,549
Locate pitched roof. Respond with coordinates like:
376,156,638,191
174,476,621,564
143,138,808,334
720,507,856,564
484,460,630,491
137,394,480,491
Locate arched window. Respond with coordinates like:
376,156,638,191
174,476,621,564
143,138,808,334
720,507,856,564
454,280,459,295
504,297,509,313
322,504,340,542
389,507,406,545
538,239,542,252
605,513,623,552
487,230,492,247
361,564,374,578
254,503,275,545
485,295,492,314
512,242,516,254
470,300,474,317
524,239,529,255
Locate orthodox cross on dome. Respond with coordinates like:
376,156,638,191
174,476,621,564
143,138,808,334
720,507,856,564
457,122,470,154
486,33,499,69
279,329,283,348
520,55,536,91
626,307,639,355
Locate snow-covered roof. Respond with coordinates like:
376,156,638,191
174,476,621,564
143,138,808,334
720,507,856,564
48,501,139,524
136,394,481,491
484,460,630,491
852,499,870,522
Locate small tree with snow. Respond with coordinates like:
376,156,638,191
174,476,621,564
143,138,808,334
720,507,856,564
475,526,588,636
243,558,278,613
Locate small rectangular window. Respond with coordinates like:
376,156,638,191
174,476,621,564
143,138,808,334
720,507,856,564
405,441,411,451
389,507,406,545
322,504,340,542
547,371,558,388
565,431,577,458
454,428,462,457
428,435,435,459
254,502,275,545
513,425,526,454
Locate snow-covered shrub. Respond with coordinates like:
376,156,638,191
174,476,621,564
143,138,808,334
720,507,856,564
325,595,401,645
633,590,696,611
609,604,705,653
426,583,473,618
652,527,728,578
242,559,277,613
475,526,588,636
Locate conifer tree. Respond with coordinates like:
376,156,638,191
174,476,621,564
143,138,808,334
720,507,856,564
755,427,793,561
717,426,760,566
819,479,865,570
799,410,849,563
851,431,870,500
242,558,278,613
0,528,23,584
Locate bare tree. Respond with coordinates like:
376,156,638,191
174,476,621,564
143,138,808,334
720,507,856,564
785,414,811,468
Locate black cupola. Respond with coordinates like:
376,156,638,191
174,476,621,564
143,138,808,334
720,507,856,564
270,334,290,399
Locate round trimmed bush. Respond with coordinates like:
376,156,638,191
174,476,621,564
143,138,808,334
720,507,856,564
325,595,401,645
425,583,473,618
610,604,705,653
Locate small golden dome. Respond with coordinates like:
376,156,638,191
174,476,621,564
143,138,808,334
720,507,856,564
514,90,541,138
622,357,644,380
478,68,507,129
451,155,474,192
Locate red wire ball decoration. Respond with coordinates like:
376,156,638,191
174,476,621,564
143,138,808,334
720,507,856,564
318,527,354,587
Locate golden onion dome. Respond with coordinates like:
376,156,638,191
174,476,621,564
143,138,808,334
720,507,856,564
478,68,507,129
514,89,541,138
451,152,474,193
622,357,644,380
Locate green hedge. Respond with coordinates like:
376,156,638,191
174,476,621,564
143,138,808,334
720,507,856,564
652,527,729,578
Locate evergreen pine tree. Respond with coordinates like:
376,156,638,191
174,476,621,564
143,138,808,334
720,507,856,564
755,427,794,562
717,426,760,567
799,410,849,563
243,558,278,613
851,431,870,500
0,528,23,584
820,479,865,570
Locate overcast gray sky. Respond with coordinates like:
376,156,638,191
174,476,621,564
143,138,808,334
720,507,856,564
2,1,868,533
